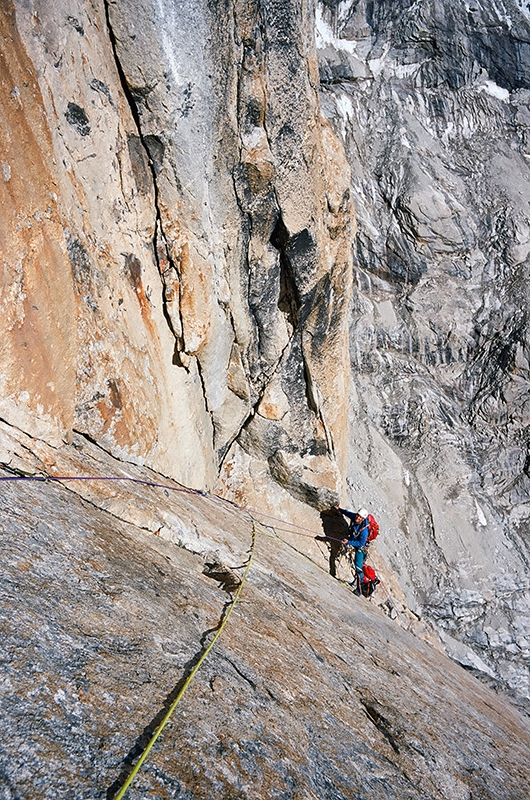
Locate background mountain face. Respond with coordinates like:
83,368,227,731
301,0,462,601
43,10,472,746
317,0,530,697
0,1,530,792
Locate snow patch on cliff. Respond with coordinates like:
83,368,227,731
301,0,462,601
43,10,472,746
480,80,511,101
315,6,358,54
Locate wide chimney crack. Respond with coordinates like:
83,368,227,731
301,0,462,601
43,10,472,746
270,215,301,330
269,216,335,458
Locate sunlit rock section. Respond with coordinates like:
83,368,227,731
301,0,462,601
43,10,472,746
2,0,215,487
2,0,353,507
107,0,354,509
317,0,530,697
0,2,76,446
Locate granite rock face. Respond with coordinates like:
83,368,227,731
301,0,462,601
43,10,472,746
1,0,529,765
317,0,530,697
0,0,352,508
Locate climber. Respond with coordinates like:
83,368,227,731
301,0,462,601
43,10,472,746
338,506,370,593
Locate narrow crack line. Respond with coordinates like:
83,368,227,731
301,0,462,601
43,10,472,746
9,425,243,536
71,429,204,503
102,1,186,359
349,634,367,651
1,439,207,558
0,422,154,487
194,353,213,417
217,404,255,471
0,416,51,454
217,328,294,473
19,462,217,568
216,365,271,471
106,599,233,800
40,472,157,535
359,700,401,754
3,459,154,542
70,433,163,484
218,653,257,690
72,428,135,466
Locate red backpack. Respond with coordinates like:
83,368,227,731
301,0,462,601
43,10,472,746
362,564,377,582
360,563,380,598
366,514,379,543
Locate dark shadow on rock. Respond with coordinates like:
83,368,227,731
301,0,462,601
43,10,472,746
318,508,349,577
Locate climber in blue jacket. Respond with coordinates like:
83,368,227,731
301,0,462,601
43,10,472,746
338,506,369,592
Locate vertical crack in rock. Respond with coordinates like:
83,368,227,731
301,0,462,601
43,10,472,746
217,381,270,473
194,356,212,417
102,0,189,372
217,321,308,476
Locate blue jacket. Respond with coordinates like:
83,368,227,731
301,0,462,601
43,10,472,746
339,508,369,548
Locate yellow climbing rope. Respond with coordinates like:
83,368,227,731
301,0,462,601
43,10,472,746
113,521,257,800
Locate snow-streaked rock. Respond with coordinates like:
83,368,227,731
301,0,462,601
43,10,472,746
317,0,530,697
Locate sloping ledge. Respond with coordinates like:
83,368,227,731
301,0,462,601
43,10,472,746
0,425,529,798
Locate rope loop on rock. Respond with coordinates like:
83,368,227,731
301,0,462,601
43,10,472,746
112,520,257,800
